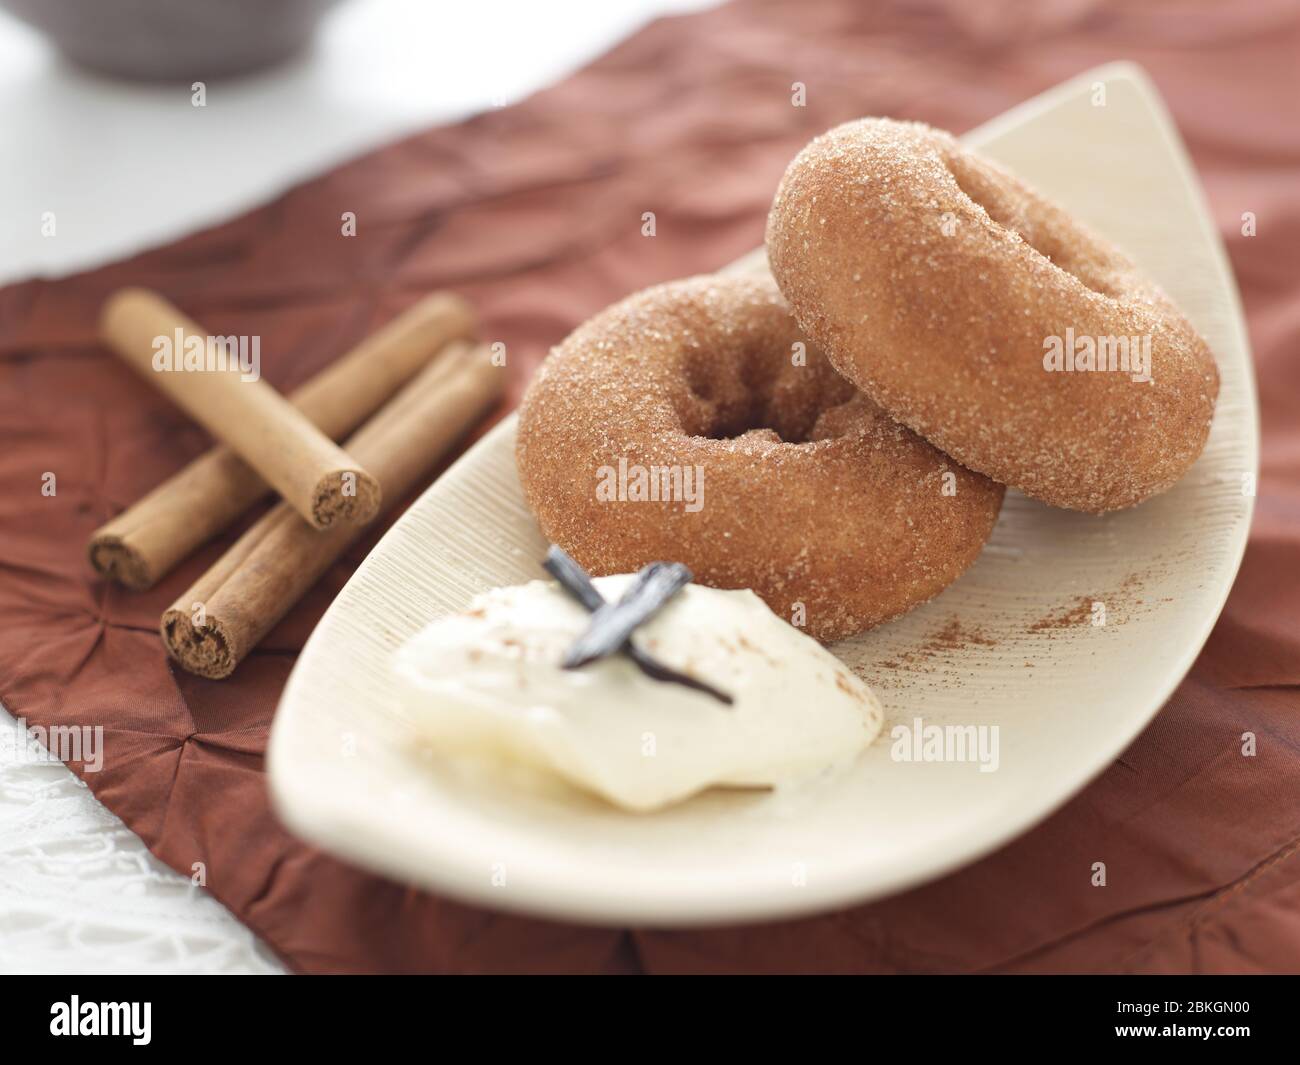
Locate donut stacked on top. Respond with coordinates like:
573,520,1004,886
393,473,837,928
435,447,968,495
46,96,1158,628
766,118,1219,513
516,118,1218,641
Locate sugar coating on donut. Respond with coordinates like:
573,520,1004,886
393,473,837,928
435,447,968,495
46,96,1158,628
766,118,1220,513
516,274,1004,641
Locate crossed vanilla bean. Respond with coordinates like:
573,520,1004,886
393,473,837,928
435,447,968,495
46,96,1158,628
542,546,733,705
563,562,693,666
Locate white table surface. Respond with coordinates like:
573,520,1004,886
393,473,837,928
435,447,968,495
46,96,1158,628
0,0,716,975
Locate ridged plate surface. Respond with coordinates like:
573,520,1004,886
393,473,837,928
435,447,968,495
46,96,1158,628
269,64,1258,925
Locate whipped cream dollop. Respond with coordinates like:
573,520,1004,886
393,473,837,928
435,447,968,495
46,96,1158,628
393,575,883,812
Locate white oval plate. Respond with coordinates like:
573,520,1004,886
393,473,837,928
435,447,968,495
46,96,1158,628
269,63,1257,926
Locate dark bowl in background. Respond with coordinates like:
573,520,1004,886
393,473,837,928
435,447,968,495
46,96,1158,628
0,0,345,80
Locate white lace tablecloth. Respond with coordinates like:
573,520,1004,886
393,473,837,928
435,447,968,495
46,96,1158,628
0,0,714,976
0,712,284,974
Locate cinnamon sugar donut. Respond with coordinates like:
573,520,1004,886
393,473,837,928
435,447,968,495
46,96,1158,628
515,275,1004,641
766,118,1219,513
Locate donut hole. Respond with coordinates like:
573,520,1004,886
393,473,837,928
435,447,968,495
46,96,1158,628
684,363,717,403
678,345,857,443
945,155,1122,299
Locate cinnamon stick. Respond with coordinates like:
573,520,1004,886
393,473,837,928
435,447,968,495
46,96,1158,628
161,342,504,679
101,288,382,534
90,290,475,588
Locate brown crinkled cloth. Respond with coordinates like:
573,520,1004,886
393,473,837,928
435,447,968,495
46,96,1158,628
1,0,1298,973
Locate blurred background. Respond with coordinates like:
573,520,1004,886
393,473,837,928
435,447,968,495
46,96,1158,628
0,0,717,283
